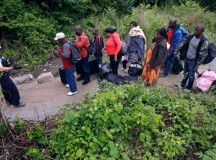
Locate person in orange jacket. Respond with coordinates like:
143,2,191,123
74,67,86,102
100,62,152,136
103,27,122,75
74,25,91,85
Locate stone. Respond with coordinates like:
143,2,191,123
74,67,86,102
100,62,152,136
37,72,54,84
12,74,34,85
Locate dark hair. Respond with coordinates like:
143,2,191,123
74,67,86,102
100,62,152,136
157,28,167,39
130,21,138,27
104,27,117,34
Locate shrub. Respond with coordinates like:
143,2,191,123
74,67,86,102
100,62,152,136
26,82,216,159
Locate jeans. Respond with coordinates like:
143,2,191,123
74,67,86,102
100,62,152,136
79,57,90,81
181,58,196,90
163,55,174,76
0,75,20,106
65,65,77,92
109,53,122,75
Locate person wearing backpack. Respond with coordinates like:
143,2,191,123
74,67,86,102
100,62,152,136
92,27,104,67
174,24,209,91
74,25,91,85
54,32,77,96
163,18,188,77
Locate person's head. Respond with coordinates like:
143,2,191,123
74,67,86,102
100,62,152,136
54,32,66,43
129,21,138,29
194,24,205,38
74,25,83,36
168,17,177,29
92,27,99,35
104,27,117,38
156,28,167,40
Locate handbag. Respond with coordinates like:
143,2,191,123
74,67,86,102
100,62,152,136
128,63,143,77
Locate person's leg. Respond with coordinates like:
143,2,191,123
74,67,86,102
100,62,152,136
81,57,90,84
186,59,196,90
1,76,21,106
181,59,189,88
122,60,127,69
163,56,174,77
76,61,84,81
115,53,122,74
65,65,77,93
110,55,116,74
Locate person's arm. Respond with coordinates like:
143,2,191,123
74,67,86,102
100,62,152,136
61,43,71,59
113,33,122,56
0,66,13,72
169,31,182,56
174,36,188,55
196,40,209,66
74,36,89,49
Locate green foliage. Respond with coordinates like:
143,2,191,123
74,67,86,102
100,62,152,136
78,1,216,48
0,120,7,134
13,118,26,135
27,123,47,145
26,82,216,159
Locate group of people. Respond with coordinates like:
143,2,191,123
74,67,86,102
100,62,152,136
0,18,210,108
56,18,210,96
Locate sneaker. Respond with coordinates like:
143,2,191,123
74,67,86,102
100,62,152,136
124,69,127,73
82,79,90,85
65,84,69,88
175,84,183,89
183,89,191,93
14,102,26,107
67,91,77,96
77,76,84,81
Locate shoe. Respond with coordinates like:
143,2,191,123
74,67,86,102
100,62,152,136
14,102,26,107
183,89,191,93
175,84,184,89
124,69,127,73
77,76,84,81
65,84,69,88
82,80,90,85
67,91,77,96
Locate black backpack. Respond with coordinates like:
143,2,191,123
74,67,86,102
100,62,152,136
202,43,216,64
88,39,96,55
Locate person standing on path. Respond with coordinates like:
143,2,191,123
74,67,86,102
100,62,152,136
74,25,91,85
163,18,188,77
92,27,104,67
103,27,122,75
54,32,77,96
174,24,209,91
0,46,26,107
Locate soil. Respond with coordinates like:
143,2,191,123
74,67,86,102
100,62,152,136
2,57,216,121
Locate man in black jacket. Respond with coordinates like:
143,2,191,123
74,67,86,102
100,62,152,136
174,24,209,91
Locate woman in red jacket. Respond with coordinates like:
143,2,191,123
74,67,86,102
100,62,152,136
103,27,122,75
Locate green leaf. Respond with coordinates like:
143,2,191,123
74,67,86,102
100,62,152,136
76,149,83,158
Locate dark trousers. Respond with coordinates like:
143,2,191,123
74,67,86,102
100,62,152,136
94,53,103,65
109,54,122,75
122,60,127,69
0,75,20,106
163,55,174,76
79,57,90,81
181,58,196,90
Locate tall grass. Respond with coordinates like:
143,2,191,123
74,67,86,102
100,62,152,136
76,1,216,47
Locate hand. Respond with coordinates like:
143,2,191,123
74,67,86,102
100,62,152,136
194,66,199,72
13,64,22,70
114,55,117,62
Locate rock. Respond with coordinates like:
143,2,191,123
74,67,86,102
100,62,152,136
37,72,54,84
12,74,34,85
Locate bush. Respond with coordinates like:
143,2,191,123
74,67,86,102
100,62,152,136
26,82,216,159
77,1,216,48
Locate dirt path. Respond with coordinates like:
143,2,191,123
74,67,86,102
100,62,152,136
2,59,215,121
